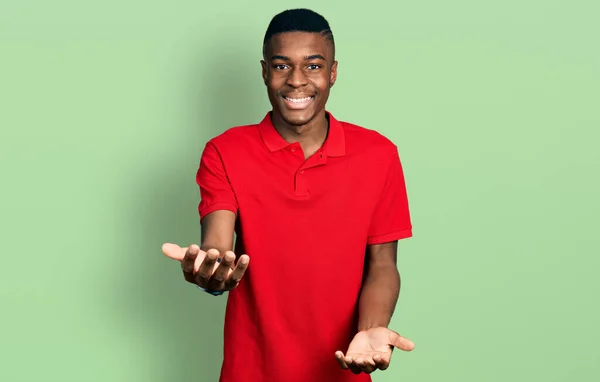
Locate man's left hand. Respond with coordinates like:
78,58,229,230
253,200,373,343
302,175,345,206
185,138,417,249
335,327,415,374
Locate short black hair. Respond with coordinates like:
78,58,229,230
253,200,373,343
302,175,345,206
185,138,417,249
262,8,335,58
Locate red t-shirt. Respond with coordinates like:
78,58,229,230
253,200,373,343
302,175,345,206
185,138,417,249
196,111,412,382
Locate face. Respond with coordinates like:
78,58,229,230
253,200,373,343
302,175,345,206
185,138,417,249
261,32,338,127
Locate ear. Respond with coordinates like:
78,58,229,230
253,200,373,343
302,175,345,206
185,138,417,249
260,60,268,85
329,61,338,88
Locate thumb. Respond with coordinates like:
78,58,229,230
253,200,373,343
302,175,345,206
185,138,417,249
161,243,187,261
388,330,415,352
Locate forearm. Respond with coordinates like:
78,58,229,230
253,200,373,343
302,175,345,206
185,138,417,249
357,264,400,332
199,211,236,255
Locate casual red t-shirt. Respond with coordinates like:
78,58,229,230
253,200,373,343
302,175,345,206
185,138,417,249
196,111,412,382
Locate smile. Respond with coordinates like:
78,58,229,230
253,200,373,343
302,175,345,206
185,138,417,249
282,95,314,110
284,96,314,103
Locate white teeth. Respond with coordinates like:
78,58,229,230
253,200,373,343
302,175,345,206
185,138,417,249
285,97,312,103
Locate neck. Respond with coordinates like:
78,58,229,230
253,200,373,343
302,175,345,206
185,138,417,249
271,110,329,151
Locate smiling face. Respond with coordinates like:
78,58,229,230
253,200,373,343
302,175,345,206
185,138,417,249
261,31,338,127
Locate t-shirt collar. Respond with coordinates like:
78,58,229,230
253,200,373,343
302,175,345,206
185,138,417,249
258,111,345,157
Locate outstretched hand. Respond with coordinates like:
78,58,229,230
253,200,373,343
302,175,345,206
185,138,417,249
162,243,250,292
335,327,414,374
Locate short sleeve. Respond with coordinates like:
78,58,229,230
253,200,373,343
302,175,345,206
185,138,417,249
196,141,238,220
367,146,413,245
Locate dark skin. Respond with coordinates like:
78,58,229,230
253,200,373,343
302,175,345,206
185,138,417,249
260,31,337,158
335,241,415,374
162,210,244,293
162,31,414,374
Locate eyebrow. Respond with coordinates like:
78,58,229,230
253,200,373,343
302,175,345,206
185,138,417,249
270,54,326,61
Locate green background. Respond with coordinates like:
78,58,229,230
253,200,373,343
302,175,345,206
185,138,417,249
1,0,599,381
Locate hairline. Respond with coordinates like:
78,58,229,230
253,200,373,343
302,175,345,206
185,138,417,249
262,31,336,61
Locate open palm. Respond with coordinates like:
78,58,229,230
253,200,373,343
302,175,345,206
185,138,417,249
335,327,414,374
161,243,249,292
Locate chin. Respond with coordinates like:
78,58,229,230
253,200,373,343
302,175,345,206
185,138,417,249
282,114,313,126
275,107,314,126
282,106,327,126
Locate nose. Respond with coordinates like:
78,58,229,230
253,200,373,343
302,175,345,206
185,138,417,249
286,67,308,88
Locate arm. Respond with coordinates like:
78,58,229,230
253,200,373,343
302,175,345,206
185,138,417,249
335,144,414,373
162,141,249,293
162,209,248,293
196,140,238,257
335,240,413,374
358,146,410,330
200,210,236,256
357,241,400,332
161,210,236,269
194,209,247,293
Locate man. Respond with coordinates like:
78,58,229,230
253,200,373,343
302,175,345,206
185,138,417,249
162,8,415,382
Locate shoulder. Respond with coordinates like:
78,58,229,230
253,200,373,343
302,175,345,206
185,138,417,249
339,119,399,157
202,123,260,156
209,124,258,146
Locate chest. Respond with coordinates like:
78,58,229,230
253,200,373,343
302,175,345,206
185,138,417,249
226,148,385,225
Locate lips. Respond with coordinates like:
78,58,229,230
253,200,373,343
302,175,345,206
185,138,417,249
282,95,315,110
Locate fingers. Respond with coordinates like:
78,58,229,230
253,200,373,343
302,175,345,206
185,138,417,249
373,354,391,371
335,351,349,370
351,356,377,374
181,245,200,283
206,250,234,290
162,243,187,261
388,331,415,352
337,352,387,375
167,244,249,292
223,254,250,290
343,355,365,374
195,249,219,288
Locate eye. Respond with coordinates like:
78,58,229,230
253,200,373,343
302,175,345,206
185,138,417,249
273,64,289,70
307,64,322,70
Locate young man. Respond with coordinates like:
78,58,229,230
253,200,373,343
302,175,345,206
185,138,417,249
162,8,415,382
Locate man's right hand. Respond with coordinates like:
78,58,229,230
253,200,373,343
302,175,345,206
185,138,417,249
162,243,250,292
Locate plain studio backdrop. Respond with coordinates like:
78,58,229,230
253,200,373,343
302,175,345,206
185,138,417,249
1,1,598,381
